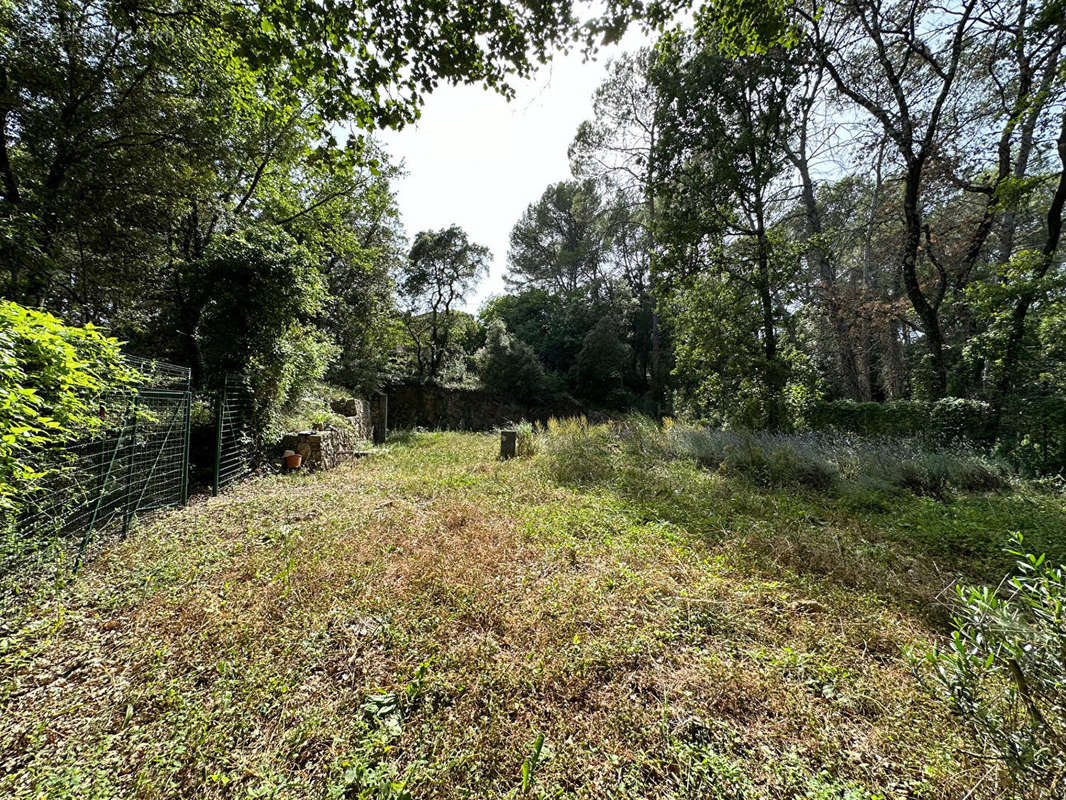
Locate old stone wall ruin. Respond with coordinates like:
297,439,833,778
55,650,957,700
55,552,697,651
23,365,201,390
279,397,374,470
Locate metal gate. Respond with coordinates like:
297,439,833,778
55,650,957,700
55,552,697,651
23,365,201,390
213,373,255,494
8,361,265,580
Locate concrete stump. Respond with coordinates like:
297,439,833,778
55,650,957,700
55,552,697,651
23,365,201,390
371,394,388,445
500,429,517,460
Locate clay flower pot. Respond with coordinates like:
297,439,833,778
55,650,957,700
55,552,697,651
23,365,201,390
284,452,303,469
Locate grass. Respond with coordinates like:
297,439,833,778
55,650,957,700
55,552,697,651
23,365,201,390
1,428,1064,798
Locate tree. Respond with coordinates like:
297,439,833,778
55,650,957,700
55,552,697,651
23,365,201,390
653,31,801,428
2,0,663,401
193,227,336,434
507,180,611,296
790,0,1066,398
572,315,632,404
399,226,490,383
476,319,548,402
0,0,407,394
571,47,670,412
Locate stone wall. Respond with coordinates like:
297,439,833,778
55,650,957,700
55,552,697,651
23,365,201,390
330,396,373,440
384,383,583,431
280,422,365,471
280,398,374,471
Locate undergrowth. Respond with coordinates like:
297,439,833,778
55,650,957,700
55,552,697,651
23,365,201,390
1,430,1063,798
542,415,1010,499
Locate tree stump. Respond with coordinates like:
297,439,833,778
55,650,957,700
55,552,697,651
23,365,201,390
500,429,517,460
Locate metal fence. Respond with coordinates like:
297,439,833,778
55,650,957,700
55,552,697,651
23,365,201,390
214,373,255,494
6,359,258,578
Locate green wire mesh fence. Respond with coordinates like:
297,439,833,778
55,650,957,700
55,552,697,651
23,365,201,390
6,358,192,577
213,373,256,494
5,362,262,585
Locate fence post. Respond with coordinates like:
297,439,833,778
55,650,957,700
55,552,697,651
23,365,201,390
122,393,139,536
213,384,223,496
181,390,191,506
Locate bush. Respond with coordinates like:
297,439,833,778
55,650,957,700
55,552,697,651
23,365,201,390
0,301,139,526
571,317,631,405
998,395,1066,477
805,398,995,447
476,320,548,403
253,324,340,442
918,534,1066,795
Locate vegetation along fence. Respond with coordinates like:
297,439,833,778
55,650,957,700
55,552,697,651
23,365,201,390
8,358,256,574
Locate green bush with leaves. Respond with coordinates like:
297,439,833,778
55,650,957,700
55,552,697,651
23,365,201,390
0,301,138,524
476,319,548,403
918,535,1066,795
805,398,997,447
195,227,336,443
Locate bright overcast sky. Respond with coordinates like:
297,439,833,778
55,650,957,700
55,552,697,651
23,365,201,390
380,27,653,313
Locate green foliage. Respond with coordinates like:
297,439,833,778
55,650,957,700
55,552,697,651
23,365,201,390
508,180,610,295
476,320,548,402
254,325,341,440
0,301,138,522
669,269,815,429
571,316,631,405
805,399,997,447
3,0,573,410
195,228,335,439
693,0,799,57
652,34,803,428
399,226,489,384
481,288,619,399
918,535,1066,795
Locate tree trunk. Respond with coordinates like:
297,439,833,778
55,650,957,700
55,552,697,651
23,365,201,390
901,164,948,397
755,229,784,429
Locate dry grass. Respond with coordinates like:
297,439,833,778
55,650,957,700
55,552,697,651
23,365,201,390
2,431,1062,798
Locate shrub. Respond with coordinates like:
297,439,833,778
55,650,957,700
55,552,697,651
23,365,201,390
476,319,547,403
805,398,995,448
0,301,139,527
917,535,1066,795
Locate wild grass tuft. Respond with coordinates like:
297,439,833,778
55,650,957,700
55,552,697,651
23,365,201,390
543,419,1010,498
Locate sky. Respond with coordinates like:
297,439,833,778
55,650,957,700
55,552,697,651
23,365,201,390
380,28,653,313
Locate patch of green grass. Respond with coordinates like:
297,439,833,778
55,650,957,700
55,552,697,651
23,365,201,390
2,430,1062,798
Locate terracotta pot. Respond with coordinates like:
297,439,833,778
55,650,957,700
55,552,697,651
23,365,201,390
285,453,303,469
